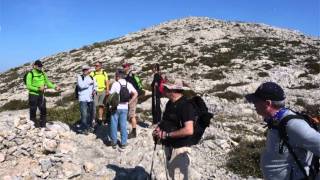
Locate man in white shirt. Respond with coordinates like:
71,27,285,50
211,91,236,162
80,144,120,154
77,65,97,134
109,69,138,149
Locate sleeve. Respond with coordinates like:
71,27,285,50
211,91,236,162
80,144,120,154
287,119,320,156
26,72,39,92
181,102,196,124
77,76,89,90
44,73,56,89
109,82,118,94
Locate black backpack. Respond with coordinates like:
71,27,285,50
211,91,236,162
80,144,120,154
75,75,93,99
277,111,320,180
118,81,130,103
188,96,213,145
23,71,34,85
159,96,213,146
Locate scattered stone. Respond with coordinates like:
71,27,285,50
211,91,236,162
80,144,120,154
62,162,83,179
83,161,95,173
39,158,52,172
42,139,58,153
0,152,6,162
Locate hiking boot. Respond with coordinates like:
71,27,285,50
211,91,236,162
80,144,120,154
110,142,117,149
120,144,127,149
128,131,137,139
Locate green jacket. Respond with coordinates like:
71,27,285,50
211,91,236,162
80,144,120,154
26,69,56,95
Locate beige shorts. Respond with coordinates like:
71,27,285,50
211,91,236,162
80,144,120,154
128,98,138,118
94,91,106,107
165,146,192,180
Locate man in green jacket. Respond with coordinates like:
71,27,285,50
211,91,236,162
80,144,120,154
26,60,60,127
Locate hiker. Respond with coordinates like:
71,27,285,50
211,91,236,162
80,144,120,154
152,78,195,180
90,61,110,125
151,63,163,125
26,60,60,128
109,69,138,149
245,82,320,180
123,63,143,138
77,65,97,134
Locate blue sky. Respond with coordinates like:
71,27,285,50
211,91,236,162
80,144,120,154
0,0,319,72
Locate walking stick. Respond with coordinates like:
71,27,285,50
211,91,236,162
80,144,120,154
149,139,158,180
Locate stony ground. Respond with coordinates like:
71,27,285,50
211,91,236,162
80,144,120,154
0,16,319,179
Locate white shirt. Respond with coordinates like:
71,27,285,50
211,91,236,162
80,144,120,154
77,74,97,102
109,79,137,110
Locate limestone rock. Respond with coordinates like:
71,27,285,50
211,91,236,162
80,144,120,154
42,139,58,153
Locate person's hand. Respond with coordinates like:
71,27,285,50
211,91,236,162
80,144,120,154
39,86,45,92
55,86,61,91
105,90,110,96
152,127,167,140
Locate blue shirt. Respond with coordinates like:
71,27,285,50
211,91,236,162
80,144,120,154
261,109,320,180
77,75,97,102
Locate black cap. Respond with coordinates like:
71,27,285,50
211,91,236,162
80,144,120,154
245,82,285,103
34,60,43,67
115,69,125,78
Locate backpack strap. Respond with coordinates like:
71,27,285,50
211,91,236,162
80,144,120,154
278,115,310,179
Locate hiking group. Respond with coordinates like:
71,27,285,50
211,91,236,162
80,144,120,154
25,60,320,180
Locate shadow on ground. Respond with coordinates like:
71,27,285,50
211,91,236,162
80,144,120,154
107,164,149,180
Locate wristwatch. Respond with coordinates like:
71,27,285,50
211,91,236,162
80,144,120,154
166,132,171,139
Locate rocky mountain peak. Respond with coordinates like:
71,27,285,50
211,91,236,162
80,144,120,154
0,17,319,179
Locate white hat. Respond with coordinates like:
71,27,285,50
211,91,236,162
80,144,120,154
163,79,191,91
82,65,90,70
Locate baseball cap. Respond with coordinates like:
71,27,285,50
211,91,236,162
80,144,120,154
34,60,43,67
122,63,131,68
245,82,286,103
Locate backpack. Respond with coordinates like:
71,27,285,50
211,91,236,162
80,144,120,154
158,76,166,95
277,111,320,179
126,71,143,96
159,96,213,146
106,92,120,116
23,71,34,85
118,81,131,103
75,75,93,99
188,96,213,145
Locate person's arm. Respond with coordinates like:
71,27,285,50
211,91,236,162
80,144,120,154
128,82,138,104
287,119,320,156
77,76,90,90
43,72,61,91
26,72,39,92
104,72,110,94
164,121,194,139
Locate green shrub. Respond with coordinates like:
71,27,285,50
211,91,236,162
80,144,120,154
305,62,320,74
295,98,320,116
0,100,29,112
47,102,80,125
226,139,265,178
56,94,76,106
257,72,269,77
215,91,242,101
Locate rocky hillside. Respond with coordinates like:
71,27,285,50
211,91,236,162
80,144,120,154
0,17,319,179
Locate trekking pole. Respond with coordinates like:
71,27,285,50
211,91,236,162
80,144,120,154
149,138,158,180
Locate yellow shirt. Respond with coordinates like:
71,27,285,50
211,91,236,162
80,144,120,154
90,70,109,92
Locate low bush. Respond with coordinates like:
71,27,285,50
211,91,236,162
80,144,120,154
0,100,29,112
214,91,243,101
226,139,265,178
47,102,80,125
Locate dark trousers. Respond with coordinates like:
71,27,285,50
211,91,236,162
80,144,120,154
29,94,46,128
152,93,161,124
79,101,94,129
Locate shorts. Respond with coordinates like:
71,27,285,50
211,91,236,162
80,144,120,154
128,98,138,118
94,91,106,107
